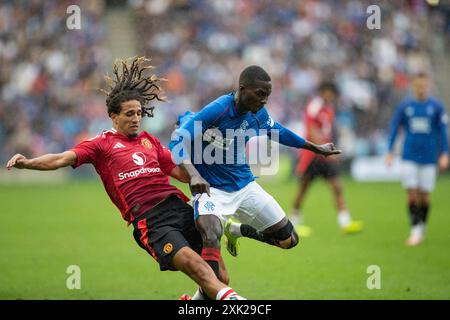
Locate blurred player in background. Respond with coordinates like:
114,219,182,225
386,72,449,246
170,66,341,299
6,56,243,300
291,82,363,236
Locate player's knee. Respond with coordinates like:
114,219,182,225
269,221,299,249
420,192,430,205
278,231,299,249
408,189,420,204
197,216,222,248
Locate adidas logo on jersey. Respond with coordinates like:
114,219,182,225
113,142,126,149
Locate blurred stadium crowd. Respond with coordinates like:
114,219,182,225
1,0,449,164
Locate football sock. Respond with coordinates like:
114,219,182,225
229,221,243,237
240,224,277,245
337,210,351,228
201,248,220,277
408,203,421,226
410,223,425,237
420,204,429,224
192,288,205,300
216,287,238,300
193,287,214,300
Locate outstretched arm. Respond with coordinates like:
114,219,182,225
6,151,77,171
169,166,190,183
269,122,341,156
179,160,211,196
301,140,342,157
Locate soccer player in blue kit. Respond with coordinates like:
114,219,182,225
386,73,449,246
170,66,341,299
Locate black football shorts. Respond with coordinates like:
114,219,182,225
304,158,339,180
132,195,202,271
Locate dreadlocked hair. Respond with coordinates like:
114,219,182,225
99,56,166,118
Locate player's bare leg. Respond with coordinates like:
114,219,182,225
406,188,426,246
196,215,223,276
218,255,230,285
328,177,363,234
189,255,230,300
172,247,243,300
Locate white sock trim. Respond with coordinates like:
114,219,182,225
229,222,242,237
338,211,351,227
192,288,205,300
216,287,236,300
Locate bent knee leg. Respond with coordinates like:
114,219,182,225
172,247,215,282
277,231,299,249
265,221,299,249
197,215,223,248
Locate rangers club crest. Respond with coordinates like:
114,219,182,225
141,138,152,150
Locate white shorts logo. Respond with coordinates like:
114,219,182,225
132,152,146,166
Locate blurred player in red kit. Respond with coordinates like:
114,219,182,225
291,82,363,236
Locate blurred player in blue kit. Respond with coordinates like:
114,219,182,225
386,73,449,246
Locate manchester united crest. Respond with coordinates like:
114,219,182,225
163,243,173,254
141,138,152,150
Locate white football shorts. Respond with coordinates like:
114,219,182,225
192,181,286,232
401,161,437,192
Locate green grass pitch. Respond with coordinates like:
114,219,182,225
1,165,449,300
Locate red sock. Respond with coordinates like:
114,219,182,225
201,247,220,277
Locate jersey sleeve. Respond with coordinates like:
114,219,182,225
169,101,227,164
154,137,177,175
387,102,405,152
70,136,101,168
258,108,306,148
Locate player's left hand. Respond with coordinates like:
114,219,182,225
438,154,449,171
316,143,342,157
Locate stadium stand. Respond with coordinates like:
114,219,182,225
1,0,449,165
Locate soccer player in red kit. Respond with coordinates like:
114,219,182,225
6,56,242,300
291,82,363,235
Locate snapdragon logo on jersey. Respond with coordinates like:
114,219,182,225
171,120,280,175
132,152,146,165
118,152,161,180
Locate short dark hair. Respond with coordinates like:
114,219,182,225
100,56,165,117
239,65,271,86
318,81,339,95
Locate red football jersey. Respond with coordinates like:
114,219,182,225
297,97,335,174
70,128,189,223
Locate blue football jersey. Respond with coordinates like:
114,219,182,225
169,93,306,191
388,96,449,164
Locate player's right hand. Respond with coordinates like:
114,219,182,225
189,175,211,196
385,153,394,167
6,154,28,170
439,154,449,171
